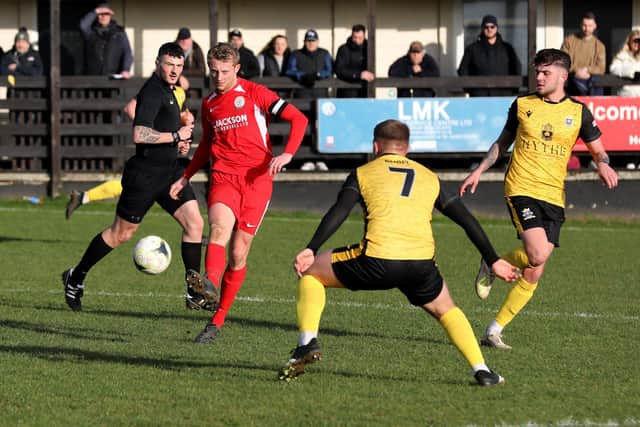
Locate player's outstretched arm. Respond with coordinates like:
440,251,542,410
459,129,514,197
491,259,521,283
269,104,309,176
437,190,519,281
294,248,315,277
586,138,618,189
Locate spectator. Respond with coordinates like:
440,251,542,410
79,3,133,78
228,29,260,80
334,24,374,98
0,27,43,76
176,27,206,78
561,12,606,96
286,29,333,98
258,34,290,77
458,14,521,97
609,29,640,97
388,41,439,97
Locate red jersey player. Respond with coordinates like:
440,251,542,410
170,42,308,343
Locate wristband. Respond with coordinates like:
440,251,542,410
172,131,180,146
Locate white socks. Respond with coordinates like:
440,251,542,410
298,331,318,347
485,320,504,336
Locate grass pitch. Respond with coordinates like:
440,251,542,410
0,198,638,426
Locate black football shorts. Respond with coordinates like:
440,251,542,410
506,195,565,247
116,156,197,224
331,243,443,306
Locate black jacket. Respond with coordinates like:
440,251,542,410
1,46,43,76
238,46,260,80
334,37,368,82
286,47,333,85
457,33,521,96
80,11,133,75
260,51,290,77
388,53,440,97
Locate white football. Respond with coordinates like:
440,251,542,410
133,235,172,275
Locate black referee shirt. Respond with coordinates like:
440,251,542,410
133,73,182,163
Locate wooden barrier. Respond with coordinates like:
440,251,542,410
0,74,637,180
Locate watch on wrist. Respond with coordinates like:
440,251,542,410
172,131,180,146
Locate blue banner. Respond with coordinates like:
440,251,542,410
317,97,514,153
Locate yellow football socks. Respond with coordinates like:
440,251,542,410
439,307,484,367
85,180,123,203
495,277,538,328
296,275,326,333
502,247,529,270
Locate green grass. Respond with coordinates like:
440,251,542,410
0,198,639,426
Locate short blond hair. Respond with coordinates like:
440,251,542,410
207,42,240,65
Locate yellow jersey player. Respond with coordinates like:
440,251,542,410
65,86,191,219
459,48,618,349
278,119,520,386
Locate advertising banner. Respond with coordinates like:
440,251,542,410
574,96,640,152
317,97,640,153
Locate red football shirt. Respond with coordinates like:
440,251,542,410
185,78,290,178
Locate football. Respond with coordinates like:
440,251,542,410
133,235,172,275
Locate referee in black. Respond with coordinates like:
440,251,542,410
62,42,217,312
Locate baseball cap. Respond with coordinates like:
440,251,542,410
96,3,114,14
304,29,319,41
229,29,242,38
481,14,498,27
15,27,29,43
176,27,191,40
177,27,191,40
409,41,424,53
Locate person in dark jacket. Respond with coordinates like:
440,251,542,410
457,14,522,96
258,34,290,77
334,24,374,98
1,27,43,76
176,27,206,78
79,3,133,78
228,29,260,80
388,41,440,97
286,29,333,98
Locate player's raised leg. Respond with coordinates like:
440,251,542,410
482,228,551,349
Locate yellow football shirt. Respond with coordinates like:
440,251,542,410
504,94,601,207
355,154,440,260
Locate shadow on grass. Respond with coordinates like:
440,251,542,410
0,299,204,322
0,235,71,244
0,319,129,343
0,344,275,372
1,299,447,346
0,344,445,383
228,316,447,345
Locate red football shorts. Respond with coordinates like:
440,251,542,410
208,171,273,235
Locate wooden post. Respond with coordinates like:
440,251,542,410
49,0,61,197
528,0,538,92
367,0,376,98
209,0,218,49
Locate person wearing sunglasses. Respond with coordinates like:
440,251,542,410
458,14,522,97
609,29,640,97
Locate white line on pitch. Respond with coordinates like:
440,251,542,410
2,288,637,322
